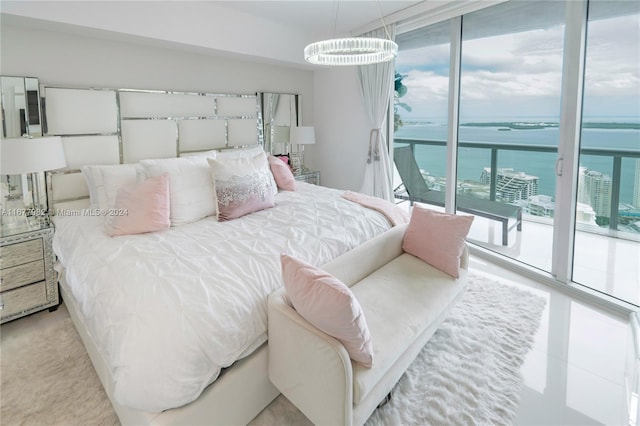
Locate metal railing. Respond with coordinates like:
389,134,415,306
395,137,640,232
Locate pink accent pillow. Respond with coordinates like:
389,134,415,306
402,206,474,278
268,155,296,191
106,173,171,236
280,254,373,368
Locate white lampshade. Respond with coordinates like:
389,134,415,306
271,126,291,144
1,136,67,175
290,126,316,145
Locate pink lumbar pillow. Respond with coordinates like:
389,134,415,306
402,206,474,278
106,173,171,236
280,254,373,368
268,155,296,191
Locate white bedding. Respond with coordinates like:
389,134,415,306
53,183,392,412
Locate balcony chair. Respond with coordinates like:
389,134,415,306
393,145,522,246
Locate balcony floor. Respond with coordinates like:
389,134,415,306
466,214,640,306
399,199,640,306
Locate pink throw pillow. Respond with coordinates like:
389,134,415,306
106,173,171,236
268,155,296,191
402,206,474,278
281,254,373,368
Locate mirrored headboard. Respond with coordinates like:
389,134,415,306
43,86,263,210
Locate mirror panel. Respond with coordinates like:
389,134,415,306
260,92,299,154
1,76,42,138
25,77,42,136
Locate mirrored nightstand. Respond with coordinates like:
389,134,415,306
294,171,320,186
0,224,58,324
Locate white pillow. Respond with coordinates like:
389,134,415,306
179,145,261,159
207,152,275,221
179,150,218,158
215,145,264,160
216,146,277,196
140,157,216,226
81,164,141,210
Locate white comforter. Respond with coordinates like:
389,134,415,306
53,183,392,412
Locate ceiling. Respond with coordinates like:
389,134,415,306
0,1,423,68
217,1,421,39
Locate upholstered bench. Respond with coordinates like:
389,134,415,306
268,216,470,426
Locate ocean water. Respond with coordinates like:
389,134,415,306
394,119,640,205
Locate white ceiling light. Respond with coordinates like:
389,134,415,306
304,1,397,66
304,37,397,66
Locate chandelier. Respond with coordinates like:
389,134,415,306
304,37,398,66
304,2,397,66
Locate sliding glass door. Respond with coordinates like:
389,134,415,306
393,0,640,306
574,0,640,304
456,1,566,272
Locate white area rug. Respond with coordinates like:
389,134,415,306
251,270,547,426
0,270,545,425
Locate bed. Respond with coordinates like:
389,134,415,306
45,86,395,424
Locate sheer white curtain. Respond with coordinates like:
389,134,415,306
358,25,396,201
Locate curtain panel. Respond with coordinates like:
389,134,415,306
357,24,396,202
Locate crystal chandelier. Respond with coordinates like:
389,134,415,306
304,1,397,66
304,37,398,66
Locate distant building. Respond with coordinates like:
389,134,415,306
526,194,554,217
480,168,539,203
578,167,612,217
576,203,598,226
524,194,597,225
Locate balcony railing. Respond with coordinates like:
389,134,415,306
395,137,640,235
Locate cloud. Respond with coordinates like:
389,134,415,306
583,14,640,96
396,44,450,75
396,11,639,118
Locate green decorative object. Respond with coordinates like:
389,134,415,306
394,72,411,132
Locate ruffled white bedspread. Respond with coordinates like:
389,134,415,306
53,183,392,412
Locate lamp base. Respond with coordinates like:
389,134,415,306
289,153,302,175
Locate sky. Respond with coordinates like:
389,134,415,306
395,10,640,121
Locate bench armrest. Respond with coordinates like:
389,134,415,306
268,289,354,426
322,224,407,288
461,243,470,271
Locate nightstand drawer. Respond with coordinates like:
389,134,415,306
0,239,43,269
1,260,45,291
0,281,47,318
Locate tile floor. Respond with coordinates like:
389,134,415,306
471,257,634,425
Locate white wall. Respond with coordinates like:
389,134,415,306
311,67,370,191
0,1,313,66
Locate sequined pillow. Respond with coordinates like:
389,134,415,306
207,152,276,221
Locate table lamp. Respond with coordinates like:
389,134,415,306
290,126,315,174
1,136,67,228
